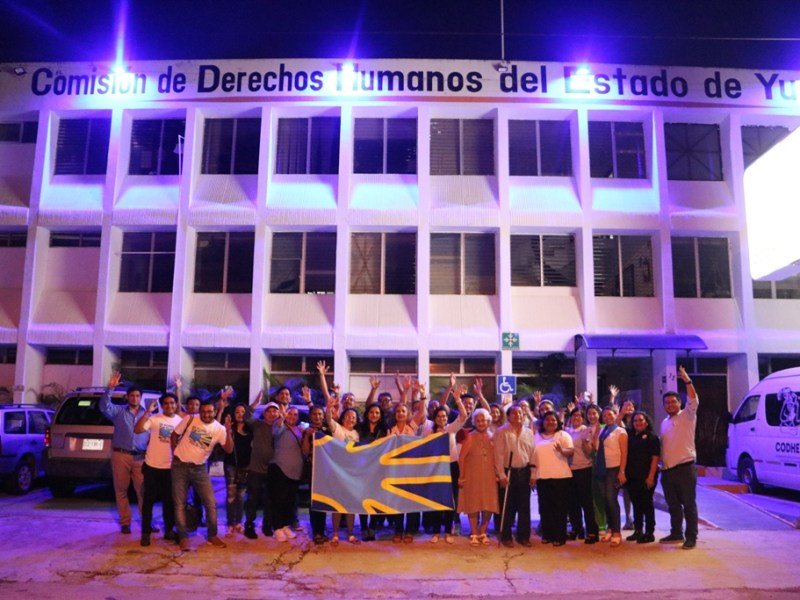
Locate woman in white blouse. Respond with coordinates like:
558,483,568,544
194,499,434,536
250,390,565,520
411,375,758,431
590,405,628,546
326,400,361,544
532,410,574,546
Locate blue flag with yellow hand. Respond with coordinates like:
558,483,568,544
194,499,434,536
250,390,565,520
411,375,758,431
310,433,454,514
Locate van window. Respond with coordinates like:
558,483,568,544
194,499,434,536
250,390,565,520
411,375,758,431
3,411,26,433
29,411,50,434
764,388,800,427
733,395,759,424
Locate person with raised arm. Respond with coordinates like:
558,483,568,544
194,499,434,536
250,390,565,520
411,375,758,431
326,389,361,545
268,403,305,543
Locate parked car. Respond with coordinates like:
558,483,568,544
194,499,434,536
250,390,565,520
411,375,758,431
727,367,800,493
0,404,54,494
44,386,161,497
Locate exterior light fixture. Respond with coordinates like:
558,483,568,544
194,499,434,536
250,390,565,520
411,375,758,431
13,67,26,76
494,62,510,73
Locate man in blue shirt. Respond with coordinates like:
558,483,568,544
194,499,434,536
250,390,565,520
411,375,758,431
100,371,149,534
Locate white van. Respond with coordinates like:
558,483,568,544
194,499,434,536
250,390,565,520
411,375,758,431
726,367,800,492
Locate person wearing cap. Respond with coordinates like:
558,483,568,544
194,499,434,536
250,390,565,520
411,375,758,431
100,371,149,534
243,400,279,540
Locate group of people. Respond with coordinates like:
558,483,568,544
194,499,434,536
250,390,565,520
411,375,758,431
100,363,699,552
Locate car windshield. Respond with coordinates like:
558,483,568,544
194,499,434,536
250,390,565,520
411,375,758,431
54,395,126,426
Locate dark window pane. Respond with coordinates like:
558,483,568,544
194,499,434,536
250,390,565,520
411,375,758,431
672,237,697,298
309,117,340,174
742,125,790,169
511,235,542,286
22,121,39,143
305,232,336,293
160,119,185,175
385,232,416,294
542,235,576,286
698,237,731,298
430,119,459,175
462,119,494,175
463,357,496,374
271,355,304,372
620,236,654,297
120,254,150,292
593,235,620,297
429,358,460,374
508,120,538,176
194,232,226,292
351,357,382,373
226,232,254,293
384,356,417,373
154,232,177,252
589,121,614,178
350,233,381,293
464,233,495,294
0,123,21,142
122,232,152,252
85,118,111,175
775,274,800,299
233,118,261,175
151,253,175,292
539,120,572,176
202,119,234,174
129,120,162,175
354,118,384,174
276,118,308,174
270,232,302,293
614,122,647,179
665,123,723,181
752,279,772,299
430,233,461,294
386,118,417,174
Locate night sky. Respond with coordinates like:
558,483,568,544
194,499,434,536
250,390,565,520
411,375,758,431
2,0,800,69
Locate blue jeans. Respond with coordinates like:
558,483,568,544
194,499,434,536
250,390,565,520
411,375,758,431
172,457,218,540
599,467,621,533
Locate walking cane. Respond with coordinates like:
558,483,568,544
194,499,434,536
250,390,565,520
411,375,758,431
498,451,513,547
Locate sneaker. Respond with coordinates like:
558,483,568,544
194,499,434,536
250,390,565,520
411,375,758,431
208,536,226,548
283,526,297,540
179,537,190,551
660,534,685,544
244,525,258,540
140,534,150,547
121,525,131,534
682,538,697,550
274,528,288,542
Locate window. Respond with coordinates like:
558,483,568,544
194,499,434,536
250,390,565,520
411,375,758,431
430,233,495,295
664,123,723,181
511,234,576,287
593,235,654,297
513,353,576,402
29,411,50,434
275,117,340,174
0,232,26,247
753,274,800,299
54,117,111,175
354,118,417,174
193,350,250,394
194,231,254,293
3,411,25,434
350,232,416,294
129,119,185,175
201,118,260,174
119,232,176,292
758,355,800,380
508,119,572,176
0,346,16,364
430,119,494,175
270,232,336,294
589,121,646,179
46,347,93,365
765,390,800,427
671,237,731,298
0,121,37,143
49,231,101,247
732,395,759,424
350,356,418,374
118,349,168,391
270,353,334,391
430,356,497,401
741,125,790,169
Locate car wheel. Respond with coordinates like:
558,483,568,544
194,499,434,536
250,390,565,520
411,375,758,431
7,458,34,495
48,477,76,498
738,456,762,493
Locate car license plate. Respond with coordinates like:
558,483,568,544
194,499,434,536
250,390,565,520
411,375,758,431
82,439,104,451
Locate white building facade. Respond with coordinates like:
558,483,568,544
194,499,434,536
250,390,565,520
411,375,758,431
1,58,799,462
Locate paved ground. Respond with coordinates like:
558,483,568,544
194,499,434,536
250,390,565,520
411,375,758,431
0,475,798,599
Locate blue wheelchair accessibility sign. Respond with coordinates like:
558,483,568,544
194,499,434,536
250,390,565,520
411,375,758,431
496,375,517,395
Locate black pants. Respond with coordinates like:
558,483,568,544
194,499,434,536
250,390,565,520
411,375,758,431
537,477,571,544
393,512,421,536
500,466,532,542
310,510,328,537
245,470,272,532
141,463,174,536
661,461,697,540
429,461,460,535
568,466,599,537
627,476,657,534
268,464,299,530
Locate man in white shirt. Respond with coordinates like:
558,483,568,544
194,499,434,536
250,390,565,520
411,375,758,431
171,400,233,550
660,365,699,550
134,392,182,547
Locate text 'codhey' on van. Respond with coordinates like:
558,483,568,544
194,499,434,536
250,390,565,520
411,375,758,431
727,367,800,493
